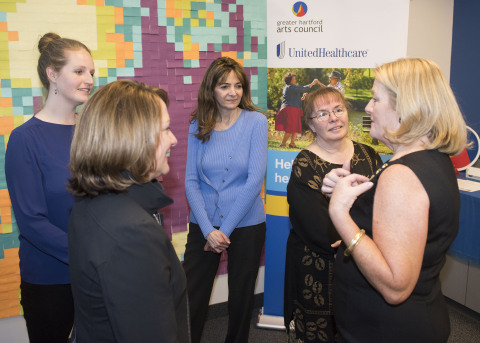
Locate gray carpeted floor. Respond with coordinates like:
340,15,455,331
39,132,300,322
446,298,480,343
200,295,480,343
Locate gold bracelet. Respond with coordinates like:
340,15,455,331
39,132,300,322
344,229,366,257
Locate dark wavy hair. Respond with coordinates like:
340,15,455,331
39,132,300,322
191,57,260,143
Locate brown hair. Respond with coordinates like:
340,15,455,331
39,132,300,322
191,56,259,142
374,58,467,155
37,32,91,91
69,80,169,197
303,87,350,124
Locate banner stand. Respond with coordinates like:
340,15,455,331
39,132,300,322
257,150,298,330
257,308,285,330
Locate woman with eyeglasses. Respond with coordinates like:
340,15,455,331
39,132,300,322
284,87,382,343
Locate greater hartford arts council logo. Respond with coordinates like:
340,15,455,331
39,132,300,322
292,2,308,17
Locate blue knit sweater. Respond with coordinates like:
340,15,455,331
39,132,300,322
5,116,74,284
185,110,268,238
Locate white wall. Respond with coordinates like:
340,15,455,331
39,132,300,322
407,0,454,80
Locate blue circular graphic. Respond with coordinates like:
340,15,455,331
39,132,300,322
292,2,308,17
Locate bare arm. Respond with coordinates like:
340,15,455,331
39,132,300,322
329,165,429,304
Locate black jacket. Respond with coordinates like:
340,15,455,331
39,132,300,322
69,179,189,343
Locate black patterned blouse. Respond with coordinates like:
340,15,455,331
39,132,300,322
284,142,382,343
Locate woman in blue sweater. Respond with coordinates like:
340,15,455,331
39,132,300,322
184,56,268,343
5,33,94,343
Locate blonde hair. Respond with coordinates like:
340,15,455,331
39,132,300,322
375,58,467,155
69,80,169,197
37,32,91,91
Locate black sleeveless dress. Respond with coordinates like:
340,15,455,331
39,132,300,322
334,149,460,343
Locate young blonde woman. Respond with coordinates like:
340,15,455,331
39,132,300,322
5,32,94,343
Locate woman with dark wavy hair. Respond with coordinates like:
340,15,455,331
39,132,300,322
184,56,268,343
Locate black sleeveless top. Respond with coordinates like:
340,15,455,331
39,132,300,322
334,149,460,343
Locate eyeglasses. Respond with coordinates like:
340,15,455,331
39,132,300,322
309,107,346,121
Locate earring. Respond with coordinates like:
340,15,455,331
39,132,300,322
54,88,57,95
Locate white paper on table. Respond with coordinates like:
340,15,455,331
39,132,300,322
457,178,480,192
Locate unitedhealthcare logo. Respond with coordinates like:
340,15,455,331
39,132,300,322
275,41,368,59
276,41,285,59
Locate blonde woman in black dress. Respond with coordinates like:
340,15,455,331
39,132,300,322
324,58,467,342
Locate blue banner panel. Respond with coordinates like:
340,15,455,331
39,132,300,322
263,214,292,316
266,150,299,192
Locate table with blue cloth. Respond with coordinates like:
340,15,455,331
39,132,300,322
450,178,480,264
440,175,480,314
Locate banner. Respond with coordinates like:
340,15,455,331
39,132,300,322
260,0,410,328
268,0,409,68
